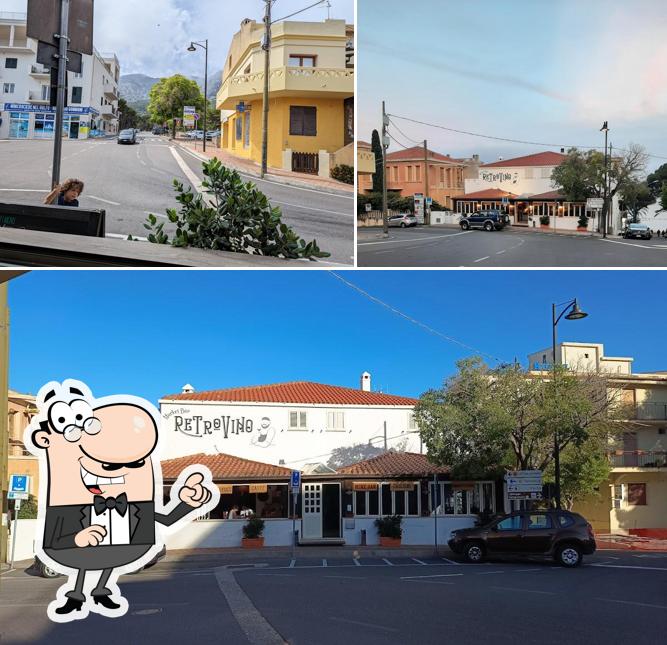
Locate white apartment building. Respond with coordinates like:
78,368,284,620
158,372,420,469
0,12,119,140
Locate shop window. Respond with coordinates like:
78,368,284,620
355,491,366,515
208,483,289,519
327,411,345,431
34,113,55,139
627,483,646,506
288,55,316,67
288,410,308,430
379,483,419,516
430,482,495,515
289,106,316,136
5,57,17,69
354,489,380,516
9,112,29,139
71,86,83,104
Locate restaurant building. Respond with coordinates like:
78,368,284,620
0,12,120,140
452,151,622,233
215,17,354,176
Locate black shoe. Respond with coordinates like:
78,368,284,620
55,598,83,615
93,595,121,610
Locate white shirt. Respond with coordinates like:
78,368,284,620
90,504,131,546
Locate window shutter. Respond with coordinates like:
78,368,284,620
289,107,302,135
303,107,316,136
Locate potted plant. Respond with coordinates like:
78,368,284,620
374,514,403,547
577,212,589,232
539,214,550,228
241,516,265,548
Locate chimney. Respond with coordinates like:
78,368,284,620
360,371,371,392
560,148,565,154
473,154,479,163
181,383,195,394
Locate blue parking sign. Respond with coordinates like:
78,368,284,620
10,474,28,493
290,470,301,490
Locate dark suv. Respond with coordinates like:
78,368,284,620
448,510,596,567
459,210,510,231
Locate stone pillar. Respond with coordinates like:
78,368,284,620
318,150,331,178
282,148,292,172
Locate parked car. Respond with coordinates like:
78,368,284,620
117,129,137,145
623,223,652,240
459,209,510,231
152,126,167,135
448,510,596,567
205,130,221,141
388,213,418,228
28,545,167,578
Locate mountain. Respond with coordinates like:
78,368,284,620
119,72,222,114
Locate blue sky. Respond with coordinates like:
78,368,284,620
4,0,354,77
359,0,667,172
6,270,667,404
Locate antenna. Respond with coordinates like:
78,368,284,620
326,1,332,19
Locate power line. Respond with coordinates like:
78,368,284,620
272,0,327,23
388,113,667,161
388,117,422,145
329,272,505,364
386,130,413,150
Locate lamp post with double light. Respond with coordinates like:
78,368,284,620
187,39,209,152
551,298,588,509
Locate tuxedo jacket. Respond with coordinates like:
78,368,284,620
43,500,192,550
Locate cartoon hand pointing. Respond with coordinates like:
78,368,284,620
178,472,213,508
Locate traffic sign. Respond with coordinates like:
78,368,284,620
8,491,29,500
290,470,301,491
10,474,29,494
586,198,604,210
508,491,542,500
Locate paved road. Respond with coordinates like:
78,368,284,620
2,551,666,643
358,226,667,267
0,136,354,265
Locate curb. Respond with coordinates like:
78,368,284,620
172,141,353,198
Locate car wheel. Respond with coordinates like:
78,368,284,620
555,544,582,567
460,221,470,231
463,541,485,563
401,222,406,228
484,221,494,232
40,562,61,578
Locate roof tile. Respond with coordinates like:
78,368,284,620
161,452,292,480
386,145,467,164
481,151,566,168
337,452,450,477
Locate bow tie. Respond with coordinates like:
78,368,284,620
93,493,128,517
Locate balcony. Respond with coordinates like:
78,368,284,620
99,104,117,118
633,403,667,421
609,451,667,469
28,90,49,103
216,66,354,109
104,86,118,101
30,64,50,77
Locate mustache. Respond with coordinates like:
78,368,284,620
101,458,146,472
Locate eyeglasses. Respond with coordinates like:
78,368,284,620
63,417,102,443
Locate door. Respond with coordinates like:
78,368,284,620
322,483,341,539
69,120,80,139
516,202,529,224
301,483,322,539
486,514,523,553
522,513,555,553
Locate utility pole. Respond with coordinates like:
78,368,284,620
600,121,609,239
260,0,272,178
51,0,70,188
203,39,208,153
0,283,9,565
381,101,389,235
423,139,430,225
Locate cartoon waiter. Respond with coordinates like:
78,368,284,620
25,379,219,622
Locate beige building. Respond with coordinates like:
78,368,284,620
216,18,354,176
356,140,375,179
529,342,667,536
7,390,39,500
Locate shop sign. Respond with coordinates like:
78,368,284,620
249,484,267,494
390,482,415,491
173,414,255,438
353,482,378,491
3,102,96,114
453,483,474,492
218,484,233,494
481,171,519,184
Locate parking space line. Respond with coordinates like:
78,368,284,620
289,559,296,568
590,564,667,571
324,575,367,580
476,570,505,575
490,586,555,595
474,256,490,263
353,558,361,566
401,573,463,580
412,558,427,565
403,579,456,585
89,195,121,206
441,557,459,565
382,558,394,566
595,598,667,610
322,559,328,567
358,231,471,247
329,617,398,633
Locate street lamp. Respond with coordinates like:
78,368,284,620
551,298,589,510
600,121,609,238
187,39,209,152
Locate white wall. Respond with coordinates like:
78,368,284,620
8,518,38,563
343,516,476,546
430,211,460,226
465,166,557,197
159,400,419,468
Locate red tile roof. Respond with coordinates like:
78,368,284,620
386,145,466,164
357,140,372,149
456,189,517,200
337,452,450,477
161,452,292,481
162,382,417,406
524,189,565,200
481,151,566,168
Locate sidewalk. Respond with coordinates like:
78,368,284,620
173,138,353,197
595,533,667,551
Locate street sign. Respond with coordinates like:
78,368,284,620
183,106,196,128
414,193,425,224
508,492,542,500
505,470,542,495
8,491,29,500
586,198,604,210
236,101,246,113
36,41,82,73
27,0,94,55
290,470,301,491
425,197,433,206
365,203,372,212
10,474,28,494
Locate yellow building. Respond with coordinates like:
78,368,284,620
356,140,376,179
529,342,667,537
7,390,39,501
216,18,354,176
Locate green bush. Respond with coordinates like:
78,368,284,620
578,212,589,228
144,158,329,260
374,514,403,539
539,214,550,225
331,164,354,184
242,516,265,539
12,495,38,519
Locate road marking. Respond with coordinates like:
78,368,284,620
595,598,667,610
0,568,16,577
490,586,555,595
106,233,149,242
599,238,667,251
329,617,398,633
144,211,168,219
496,249,506,254
256,573,296,577
0,188,48,192
170,146,203,194
400,573,463,580
476,570,505,575
441,557,460,565
474,256,490,263
214,566,285,645
403,579,456,585
412,558,427,565
590,564,667,571
322,559,328,567
324,575,367,580
382,558,394,566
88,195,121,206
353,558,361,566
270,200,353,217
358,231,471,247
289,559,296,568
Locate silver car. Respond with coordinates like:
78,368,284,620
388,213,418,228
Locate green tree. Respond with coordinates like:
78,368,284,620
647,163,667,198
661,185,667,212
117,98,139,130
414,359,624,497
620,179,655,223
371,129,384,193
147,75,205,138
